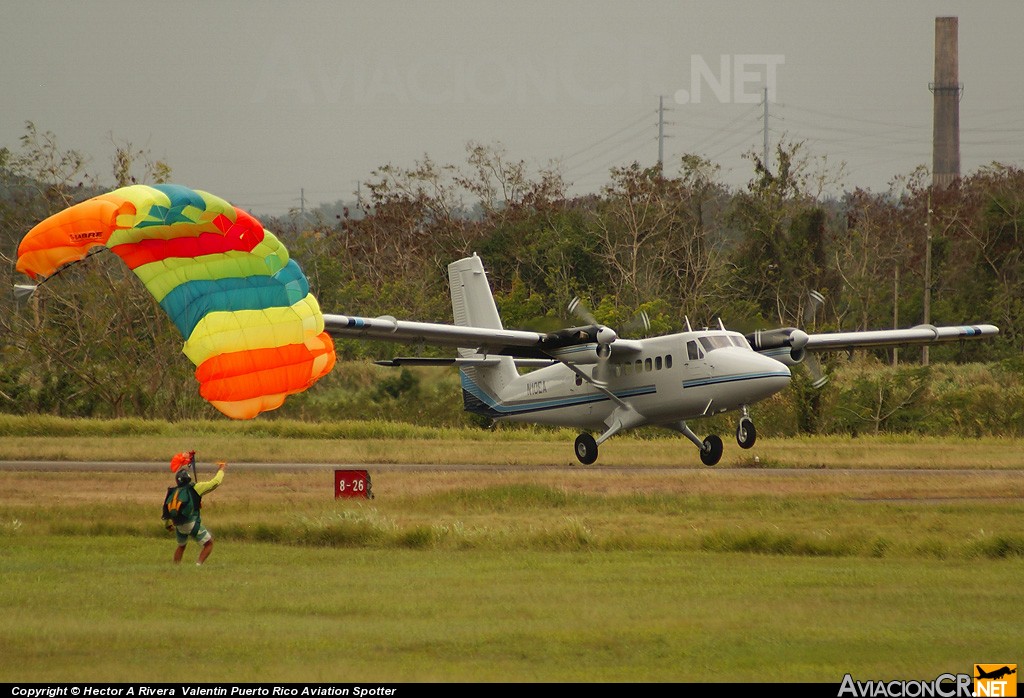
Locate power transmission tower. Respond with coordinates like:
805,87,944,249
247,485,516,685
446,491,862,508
659,95,675,175
658,96,665,175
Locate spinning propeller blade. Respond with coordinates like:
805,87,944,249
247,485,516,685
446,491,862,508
567,296,619,385
803,290,828,388
567,296,597,326
621,309,651,336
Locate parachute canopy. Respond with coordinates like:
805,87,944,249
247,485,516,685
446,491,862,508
16,184,336,419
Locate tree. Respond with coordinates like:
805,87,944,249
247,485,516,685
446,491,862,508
943,164,1024,355
1,122,201,418
727,140,841,328
109,134,172,187
457,141,567,218
834,186,913,335
587,155,728,328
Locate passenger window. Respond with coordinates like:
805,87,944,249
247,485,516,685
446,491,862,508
644,358,652,372
666,354,673,369
655,356,662,370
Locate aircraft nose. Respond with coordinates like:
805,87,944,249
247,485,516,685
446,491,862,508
758,351,791,377
744,351,792,397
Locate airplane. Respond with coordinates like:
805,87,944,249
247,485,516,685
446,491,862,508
321,254,998,466
975,666,1016,681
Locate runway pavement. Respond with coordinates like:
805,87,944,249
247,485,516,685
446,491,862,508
2,459,1022,476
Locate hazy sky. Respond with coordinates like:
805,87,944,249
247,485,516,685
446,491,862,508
3,1,1022,215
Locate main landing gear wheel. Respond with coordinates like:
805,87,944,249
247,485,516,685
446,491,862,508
736,418,756,449
574,433,598,465
700,434,723,466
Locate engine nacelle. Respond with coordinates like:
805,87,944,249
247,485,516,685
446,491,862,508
745,327,808,366
772,345,806,366
539,324,618,364
546,345,603,364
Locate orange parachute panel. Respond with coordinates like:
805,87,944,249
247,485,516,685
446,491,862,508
16,196,135,279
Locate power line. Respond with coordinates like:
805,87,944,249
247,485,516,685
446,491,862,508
561,108,654,162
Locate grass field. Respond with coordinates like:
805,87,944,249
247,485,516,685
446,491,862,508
1,426,1023,682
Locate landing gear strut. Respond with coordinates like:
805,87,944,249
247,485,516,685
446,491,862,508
671,421,724,466
574,433,598,465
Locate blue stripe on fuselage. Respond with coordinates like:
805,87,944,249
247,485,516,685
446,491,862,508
682,370,791,389
461,372,655,417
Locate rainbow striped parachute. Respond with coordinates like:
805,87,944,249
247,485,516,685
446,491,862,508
16,184,336,419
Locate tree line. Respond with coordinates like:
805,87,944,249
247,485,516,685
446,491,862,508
2,123,1022,426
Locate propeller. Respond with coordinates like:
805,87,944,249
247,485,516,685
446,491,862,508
566,296,623,385
621,308,651,337
743,290,828,389
567,296,619,344
802,290,828,389
803,290,825,326
568,297,651,339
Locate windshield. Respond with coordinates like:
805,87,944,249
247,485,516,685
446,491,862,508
698,334,751,352
699,335,732,352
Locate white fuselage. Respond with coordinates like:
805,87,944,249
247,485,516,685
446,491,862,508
466,331,792,431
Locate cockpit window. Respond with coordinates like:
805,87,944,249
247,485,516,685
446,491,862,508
698,335,733,352
687,340,702,361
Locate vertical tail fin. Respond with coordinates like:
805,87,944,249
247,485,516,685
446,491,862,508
448,255,518,417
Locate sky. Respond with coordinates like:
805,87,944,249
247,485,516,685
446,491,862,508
3,1,1022,216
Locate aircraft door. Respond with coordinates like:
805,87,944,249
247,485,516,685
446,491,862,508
572,371,594,417
683,339,714,388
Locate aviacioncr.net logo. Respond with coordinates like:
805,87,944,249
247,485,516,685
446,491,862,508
838,673,974,698
674,54,784,105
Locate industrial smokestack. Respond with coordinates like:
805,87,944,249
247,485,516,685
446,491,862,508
930,16,961,188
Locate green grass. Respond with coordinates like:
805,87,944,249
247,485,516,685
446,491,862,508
6,472,1024,559
1,535,1021,683
2,414,1024,468
2,430,1024,683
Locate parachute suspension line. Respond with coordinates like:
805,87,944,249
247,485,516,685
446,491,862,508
31,245,113,289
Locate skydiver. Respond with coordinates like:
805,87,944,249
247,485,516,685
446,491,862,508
161,451,227,566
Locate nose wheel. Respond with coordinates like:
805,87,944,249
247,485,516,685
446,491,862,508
574,433,599,465
736,417,756,449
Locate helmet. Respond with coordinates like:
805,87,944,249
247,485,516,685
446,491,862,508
175,468,192,486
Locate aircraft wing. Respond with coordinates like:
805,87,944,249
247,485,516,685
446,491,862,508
804,324,999,351
322,313,644,360
749,323,998,378
323,314,544,354
375,357,556,368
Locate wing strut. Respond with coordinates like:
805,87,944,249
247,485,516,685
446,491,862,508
560,361,632,411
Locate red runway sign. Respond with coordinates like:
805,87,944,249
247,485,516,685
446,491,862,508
334,469,373,499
